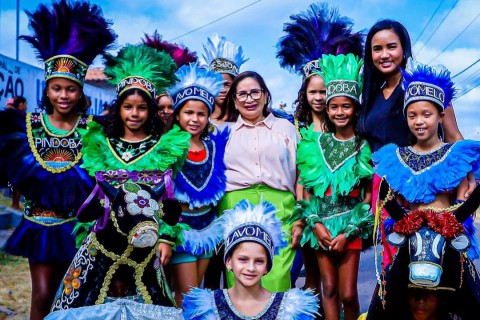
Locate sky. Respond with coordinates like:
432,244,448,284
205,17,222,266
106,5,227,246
0,0,479,139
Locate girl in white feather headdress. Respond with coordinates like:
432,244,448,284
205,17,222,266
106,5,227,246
199,33,248,126
182,200,319,319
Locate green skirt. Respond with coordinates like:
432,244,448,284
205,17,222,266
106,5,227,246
219,184,296,292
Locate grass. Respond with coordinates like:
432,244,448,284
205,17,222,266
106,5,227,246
0,251,30,319
0,192,29,319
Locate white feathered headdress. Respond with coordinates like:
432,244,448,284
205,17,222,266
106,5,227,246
198,33,248,77
222,200,288,271
168,62,224,113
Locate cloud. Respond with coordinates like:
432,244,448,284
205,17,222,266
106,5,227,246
2,0,478,137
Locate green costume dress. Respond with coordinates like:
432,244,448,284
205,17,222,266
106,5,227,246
293,127,374,250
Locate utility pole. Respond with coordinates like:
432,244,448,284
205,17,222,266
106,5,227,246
16,0,20,60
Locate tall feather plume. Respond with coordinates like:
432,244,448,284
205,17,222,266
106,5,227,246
276,2,364,75
142,30,197,68
319,53,364,89
198,33,248,72
103,45,178,92
222,200,288,256
402,61,456,110
168,62,223,99
20,0,116,65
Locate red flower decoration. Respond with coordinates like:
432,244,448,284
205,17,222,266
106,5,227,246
393,209,464,239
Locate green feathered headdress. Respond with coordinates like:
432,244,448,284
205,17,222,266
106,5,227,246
104,44,178,99
318,53,363,104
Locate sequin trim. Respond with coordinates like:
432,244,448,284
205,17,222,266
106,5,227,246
222,289,278,319
178,139,216,192
318,133,366,172
396,144,453,175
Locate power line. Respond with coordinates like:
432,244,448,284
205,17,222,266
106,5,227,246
456,68,480,90
428,11,480,63
413,0,446,45
169,0,262,41
453,58,480,78
416,0,459,55
455,81,480,100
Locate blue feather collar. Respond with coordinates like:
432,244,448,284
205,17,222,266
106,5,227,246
373,141,480,203
174,128,228,209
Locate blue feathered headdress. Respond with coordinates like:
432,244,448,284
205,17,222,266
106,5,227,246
222,200,288,272
276,2,363,78
168,63,223,113
198,33,248,77
142,30,197,68
402,61,456,113
20,0,116,86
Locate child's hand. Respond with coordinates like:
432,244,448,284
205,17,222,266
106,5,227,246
158,243,172,265
291,220,305,248
329,233,349,254
313,223,332,250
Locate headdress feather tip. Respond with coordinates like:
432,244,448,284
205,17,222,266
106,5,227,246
276,2,364,77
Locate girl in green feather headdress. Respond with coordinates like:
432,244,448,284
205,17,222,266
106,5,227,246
68,44,191,309
292,53,374,320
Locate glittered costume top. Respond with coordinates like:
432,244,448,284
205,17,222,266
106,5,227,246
80,120,190,244
50,121,190,310
0,110,94,263
182,288,318,319
0,111,94,216
172,128,228,256
81,121,189,184
294,127,374,249
373,141,480,204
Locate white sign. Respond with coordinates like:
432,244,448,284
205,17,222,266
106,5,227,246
0,53,114,115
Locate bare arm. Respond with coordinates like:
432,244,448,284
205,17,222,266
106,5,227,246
443,104,463,142
443,104,477,198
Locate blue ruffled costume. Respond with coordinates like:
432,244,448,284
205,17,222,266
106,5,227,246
172,128,229,256
373,141,480,259
182,288,319,319
0,110,94,263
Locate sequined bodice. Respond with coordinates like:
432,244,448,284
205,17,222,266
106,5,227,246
213,289,285,319
108,136,159,163
396,144,453,174
319,133,364,172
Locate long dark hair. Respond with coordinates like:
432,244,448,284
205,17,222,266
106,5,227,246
220,71,271,122
294,75,327,130
359,19,413,132
40,82,87,115
104,89,164,138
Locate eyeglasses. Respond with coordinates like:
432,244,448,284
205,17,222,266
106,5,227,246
235,89,263,102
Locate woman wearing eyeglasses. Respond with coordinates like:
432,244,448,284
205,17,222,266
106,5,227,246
217,71,299,292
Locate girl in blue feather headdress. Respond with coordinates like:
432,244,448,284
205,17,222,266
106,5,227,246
182,200,319,319
166,63,229,307
0,1,116,319
366,62,480,319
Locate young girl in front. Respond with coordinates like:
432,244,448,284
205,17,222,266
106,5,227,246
293,53,374,320
365,63,480,319
182,200,319,319
165,63,229,307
